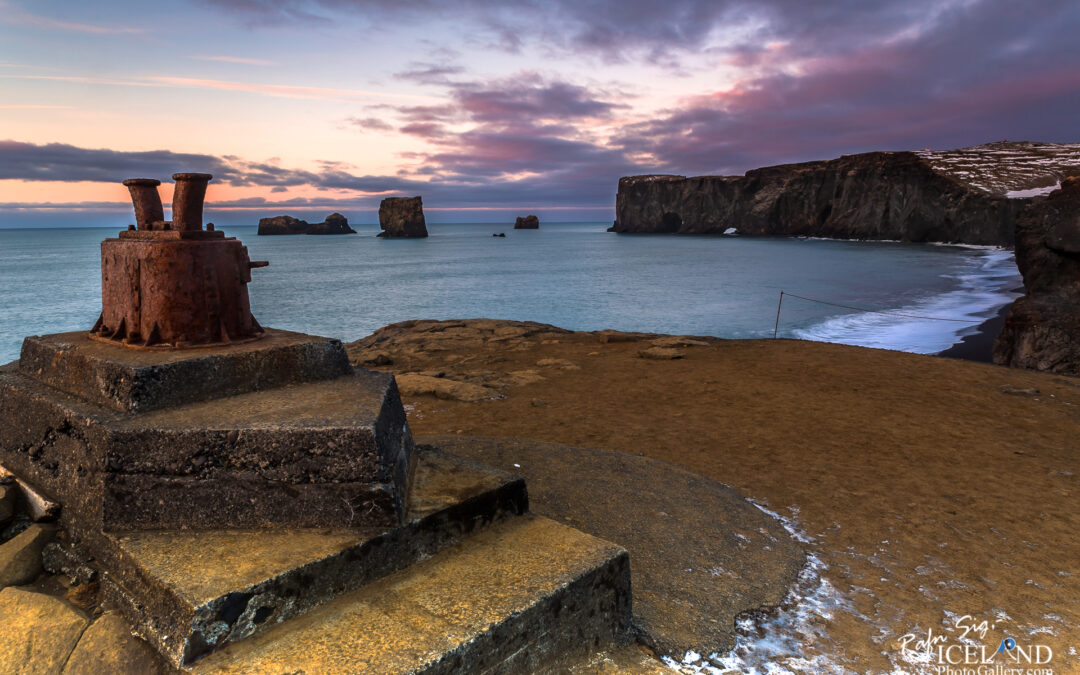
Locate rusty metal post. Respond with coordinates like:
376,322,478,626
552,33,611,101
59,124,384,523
122,178,164,231
91,173,268,349
171,173,212,231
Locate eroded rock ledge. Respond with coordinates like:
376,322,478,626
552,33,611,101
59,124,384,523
612,151,1029,245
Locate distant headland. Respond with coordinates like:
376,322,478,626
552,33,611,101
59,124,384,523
611,141,1080,246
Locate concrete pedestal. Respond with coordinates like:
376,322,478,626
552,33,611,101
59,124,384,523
0,328,415,535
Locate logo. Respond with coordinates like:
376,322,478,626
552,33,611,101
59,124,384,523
896,613,1055,674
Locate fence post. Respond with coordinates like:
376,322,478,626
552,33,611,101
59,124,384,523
773,291,784,339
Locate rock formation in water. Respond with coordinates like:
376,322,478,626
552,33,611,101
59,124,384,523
306,212,355,235
258,215,308,235
378,197,428,238
258,213,356,235
994,176,1080,375
514,215,540,229
611,151,1031,246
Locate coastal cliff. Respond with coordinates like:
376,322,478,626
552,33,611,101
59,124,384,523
258,213,356,235
612,151,1030,245
994,177,1080,375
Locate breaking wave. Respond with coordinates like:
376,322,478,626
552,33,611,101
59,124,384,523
791,249,1022,354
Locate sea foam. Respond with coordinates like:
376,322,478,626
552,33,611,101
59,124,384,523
791,249,1021,354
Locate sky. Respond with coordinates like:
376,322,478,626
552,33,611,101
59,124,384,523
1,0,1078,224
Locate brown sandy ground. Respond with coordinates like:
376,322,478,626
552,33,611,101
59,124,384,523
348,319,1080,673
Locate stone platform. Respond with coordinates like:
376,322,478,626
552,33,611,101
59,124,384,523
19,328,351,413
0,329,414,533
102,446,529,667
190,515,631,674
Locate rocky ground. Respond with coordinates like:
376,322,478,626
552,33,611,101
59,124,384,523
348,319,1080,673
0,481,165,673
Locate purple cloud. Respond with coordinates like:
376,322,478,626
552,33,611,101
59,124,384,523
345,116,395,131
613,0,1080,175
9,0,1080,215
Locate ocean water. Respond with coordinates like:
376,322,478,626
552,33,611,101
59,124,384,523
0,223,1021,364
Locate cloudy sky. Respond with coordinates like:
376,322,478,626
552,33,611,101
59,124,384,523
1,0,1078,222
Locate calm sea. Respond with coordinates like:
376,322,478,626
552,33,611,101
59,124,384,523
0,222,1021,364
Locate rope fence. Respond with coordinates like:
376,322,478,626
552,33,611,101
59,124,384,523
772,290,984,339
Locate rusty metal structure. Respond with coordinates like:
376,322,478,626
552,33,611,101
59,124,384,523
90,173,268,349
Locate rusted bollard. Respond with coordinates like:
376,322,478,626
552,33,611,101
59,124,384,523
122,178,164,231
171,173,212,231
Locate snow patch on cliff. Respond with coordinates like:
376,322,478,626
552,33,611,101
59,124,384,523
918,141,1080,195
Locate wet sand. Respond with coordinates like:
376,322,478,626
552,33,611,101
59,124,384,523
348,320,1080,673
937,300,1014,364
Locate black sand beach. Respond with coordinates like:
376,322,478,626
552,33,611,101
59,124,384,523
937,300,1013,363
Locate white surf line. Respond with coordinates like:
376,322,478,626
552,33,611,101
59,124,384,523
661,500,860,675
791,249,1022,354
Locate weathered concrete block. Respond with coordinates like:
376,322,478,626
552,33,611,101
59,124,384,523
99,447,527,666
0,332,414,534
186,515,631,674
18,329,351,413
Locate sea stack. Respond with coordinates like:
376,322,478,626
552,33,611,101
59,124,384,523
514,215,539,229
258,212,356,235
306,212,356,234
994,176,1080,374
378,196,428,238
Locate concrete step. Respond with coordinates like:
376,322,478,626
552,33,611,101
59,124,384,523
101,446,528,668
188,515,632,674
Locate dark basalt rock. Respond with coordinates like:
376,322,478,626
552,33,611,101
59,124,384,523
306,212,356,235
258,213,356,235
378,196,428,238
611,152,1029,246
514,215,539,229
257,215,308,235
994,176,1080,375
